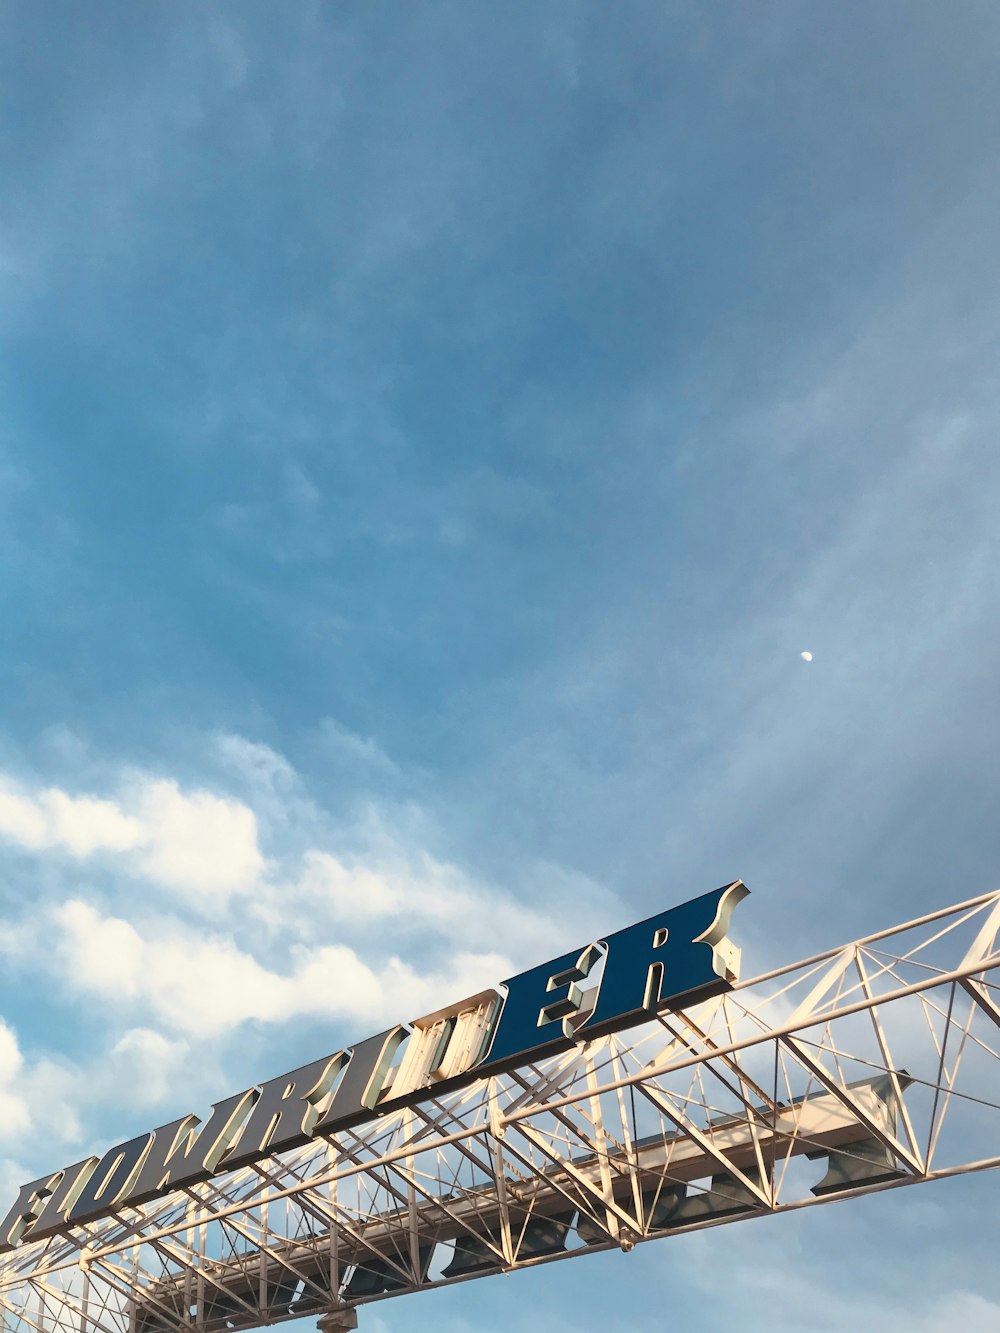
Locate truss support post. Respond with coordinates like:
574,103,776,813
317,1306,358,1332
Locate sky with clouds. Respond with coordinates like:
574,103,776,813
1,2,999,1329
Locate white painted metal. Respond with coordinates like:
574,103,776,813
2,890,998,1332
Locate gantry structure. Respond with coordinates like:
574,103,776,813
1,889,999,1333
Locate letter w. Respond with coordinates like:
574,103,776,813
122,1089,258,1209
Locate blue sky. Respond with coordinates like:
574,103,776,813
1,3,999,1329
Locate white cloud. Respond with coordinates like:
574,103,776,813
0,780,142,855
55,901,144,998
16,1058,83,1146
0,1014,204,1160
50,898,511,1038
293,850,416,920
104,1029,191,1107
0,1022,23,1086
0,771,264,908
282,844,569,958
0,738,613,1047
138,929,290,1036
0,1022,32,1143
0,785,48,850
134,779,263,901
42,789,143,856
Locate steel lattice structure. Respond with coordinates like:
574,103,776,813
2,890,999,1333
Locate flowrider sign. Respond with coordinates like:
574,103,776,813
0,880,748,1253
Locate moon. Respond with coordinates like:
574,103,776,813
801,651,813,662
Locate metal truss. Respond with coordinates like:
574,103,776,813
2,889,1000,1333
